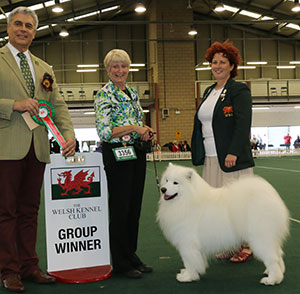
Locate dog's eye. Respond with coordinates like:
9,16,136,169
173,181,178,185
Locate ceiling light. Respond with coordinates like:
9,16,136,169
52,5,63,13
292,5,300,12
129,68,139,72
195,67,211,71
238,66,256,69
261,16,274,21
28,4,44,11
214,2,225,12
223,5,239,13
76,69,97,72
188,26,197,36
286,23,300,30
290,61,300,64
44,0,70,7
68,11,100,21
59,28,69,37
37,25,49,31
239,10,261,19
131,63,145,67
101,5,119,13
135,2,146,13
77,64,99,68
294,106,300,109
276,65,296,69
52,0,63,13
292,0,300,12
247,61,268,65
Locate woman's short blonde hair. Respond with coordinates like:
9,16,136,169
104,49,131,70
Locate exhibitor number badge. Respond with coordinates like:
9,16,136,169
112,146,137,161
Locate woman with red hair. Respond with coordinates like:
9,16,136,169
191,40,255,262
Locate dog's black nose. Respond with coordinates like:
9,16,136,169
161,187,166,193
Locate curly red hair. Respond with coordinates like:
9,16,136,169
205,40,241,78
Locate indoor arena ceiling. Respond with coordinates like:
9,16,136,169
1,0,300,43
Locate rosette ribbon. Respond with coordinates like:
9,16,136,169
32,100,66,148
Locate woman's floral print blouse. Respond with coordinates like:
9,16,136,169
94,80,144,144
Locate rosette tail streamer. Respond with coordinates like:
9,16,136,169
32,100,66,148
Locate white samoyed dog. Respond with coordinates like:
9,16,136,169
157,163,290,285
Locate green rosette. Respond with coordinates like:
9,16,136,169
32,100,55,125
31,100,66,148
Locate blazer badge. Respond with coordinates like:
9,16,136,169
42,72,54,92
223,106,233,117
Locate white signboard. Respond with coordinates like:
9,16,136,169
44,153,110,272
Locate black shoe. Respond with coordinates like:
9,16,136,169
124,269,142,279
135,264,153,273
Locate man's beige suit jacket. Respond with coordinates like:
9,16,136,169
0,44,75,163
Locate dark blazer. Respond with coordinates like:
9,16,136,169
191,78,254,172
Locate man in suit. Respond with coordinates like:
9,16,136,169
0,6,75,292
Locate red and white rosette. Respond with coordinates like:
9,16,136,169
32,100,66,148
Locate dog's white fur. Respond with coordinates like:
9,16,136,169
157,163,290,285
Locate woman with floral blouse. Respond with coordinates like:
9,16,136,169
94,49,154,279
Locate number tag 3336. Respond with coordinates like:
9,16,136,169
113,146,137,161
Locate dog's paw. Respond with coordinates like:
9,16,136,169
176,269,199,282
260,277,275,285
260,276,282,286
176,273,193,282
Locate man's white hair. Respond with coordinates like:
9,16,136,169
8,6,39,30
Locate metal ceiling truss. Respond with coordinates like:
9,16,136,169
1,0,300,45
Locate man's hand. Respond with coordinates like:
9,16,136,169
13,98,39,116
62,138,76,157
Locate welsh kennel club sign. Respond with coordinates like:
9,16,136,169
44,153,112,283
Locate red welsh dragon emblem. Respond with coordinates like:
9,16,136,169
223,106,233,117
57,170,95,196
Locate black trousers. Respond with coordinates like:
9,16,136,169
102,142,146,272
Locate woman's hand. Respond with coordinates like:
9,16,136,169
111,125,155,141
225,154,237,168
137,125,155,141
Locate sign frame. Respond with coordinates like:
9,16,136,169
43,153,112,283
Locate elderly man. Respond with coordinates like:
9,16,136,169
0,6,75,292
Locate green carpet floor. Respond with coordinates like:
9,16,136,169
3,156,299,294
